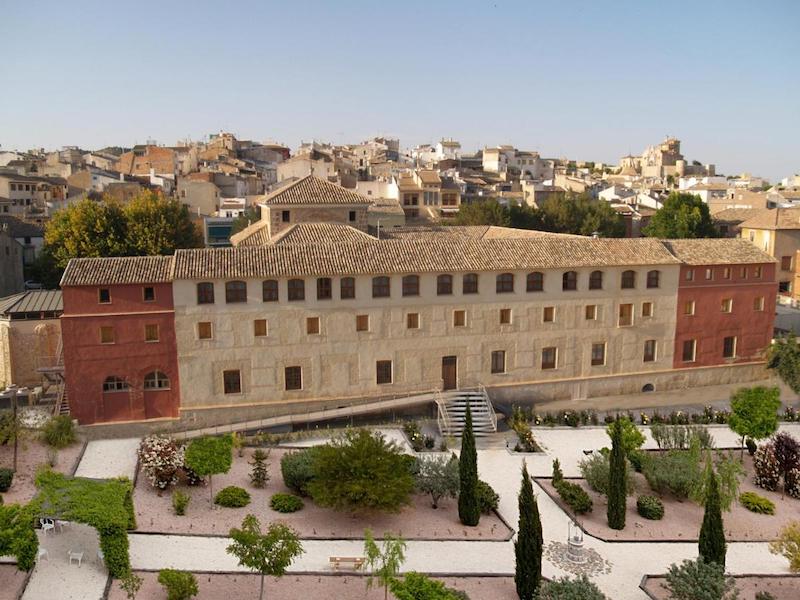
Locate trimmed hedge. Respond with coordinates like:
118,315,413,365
0,468,13,492
636,495,664,520
555,480,593,514
270,493,304,513
213,486,250,508
739,491,775,515
476,479,499,515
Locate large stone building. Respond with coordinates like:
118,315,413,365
59,227,776,426
738,207,800,295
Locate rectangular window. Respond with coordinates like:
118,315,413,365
782,256,793,271
682,339,696,362
685,269,694,282
198,322,213,339
491,350,506,374
618,303,633,327
340,277,356,299
98,288,111,304
585,305,597,320
349,210,356,222
722,268,731,280
591,342,606,366
376,360,393,384
197,282,215,304
317,278,332,300
143,286,155,302
288,279,305,301
462,274,479,294
754,266,762,278
684,300,695,316
262,280,279,302
254,319,267,337
356,314,369,332
281,210,290,223
705,268,714,280
407,313,419,329
723,336,737,359
740,267,747,279
285,366,302,390
453,310,466,327
306,317,320,335
643,340,657,362
541,347,557,370
100,326,114,344
500,308,512,324
543,306,555,323
223,370,241,394
642,302,653,318
144,324,159,342
721,298,733,313
754,296,765,311
372,277,391,298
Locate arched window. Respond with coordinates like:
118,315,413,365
589,270,603,290
262,280,278,302
288,279,305,301
496,273,514,294
102,376,129,393
647,270,660,289
562,271,578,291
402,275,420,297
526,272,543,292
372,276,391,298
462,273,479,294
144,371,170,390
437,274,453,296
642,383,655,393
621,270,636,289
196,282,215,304
225,280,247,303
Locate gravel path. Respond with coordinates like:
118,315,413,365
73,438,140,480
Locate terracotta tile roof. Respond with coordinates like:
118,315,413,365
381,225,582,241
229,219,270,247
262,175,370,206
61,255,174,286
738,207,800,230
662,238,776,265
712,208,763,223
269,223,376,245
418,170,441,184
0,290,62,315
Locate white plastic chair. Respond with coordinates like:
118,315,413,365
97,549,104,564
55,519,70,533
68,550,83,567
37,547,48,562
39,518,55,535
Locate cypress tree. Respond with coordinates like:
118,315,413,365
699,466,726,568
607,418,627,530
515,462,543,600
458,403,480,526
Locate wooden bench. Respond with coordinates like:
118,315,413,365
329,556,365,571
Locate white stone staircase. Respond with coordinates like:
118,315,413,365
436,386,497,437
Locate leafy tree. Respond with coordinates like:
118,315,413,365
690,452,744,512
184,435,233,502
122,191,203,255
729,387,781,457
308,429,414,513
157,569,198,600
230,205,261,235
515,463,542,600
414,454,459,508
766,334,800,395
773,432,800,498
607,419,627,530
451,199,510,226
605,415,645,456
364,529,406,600
537,575,607,599
769,520,800,572
0,502,38,571
227,514,304,600
665,558,738,600
458,404,480,526
643,192,718,238
699,466,726,568
389,572,466,600
538,192,626,238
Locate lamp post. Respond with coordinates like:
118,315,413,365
4,385,19,472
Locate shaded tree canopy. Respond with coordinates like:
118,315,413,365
643,192,718,239
767,334,800,395
230,206,261,235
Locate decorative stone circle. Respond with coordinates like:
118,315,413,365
544,540,612,577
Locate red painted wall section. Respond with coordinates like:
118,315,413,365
673,263,777,369
61,282,180,424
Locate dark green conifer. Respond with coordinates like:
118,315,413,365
699,467,726,568
515,462,543,600
458,403,480,526
607,418,627,530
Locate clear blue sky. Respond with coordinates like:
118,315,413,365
1,0,798,180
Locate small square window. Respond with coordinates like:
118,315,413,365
100,326,114,344
491,350,506,374
585,305,597,320
376,360,393,384
144,324,159,342
143,286,155,302
782,256,793,271
254,319,268,337
282,210,290,223
721,298,733,313
684,301,695,316
500,308,512,324
198,322,213,340
453,310,466,327
407,313,419,329
306,317,320,334
349,210,356,222
223,370,241,394
98,288,111,304
285,366,302,390
541,347,557,370
754,296,765,311
591,342,606,366
642,302,653,318
543,306,555,323
356,314,369,332
618,303,633,327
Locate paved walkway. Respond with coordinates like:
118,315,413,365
73,438,139,480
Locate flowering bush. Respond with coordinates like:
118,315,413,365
754,443,780,491
787,466,800,500
402,421,425,452
138,435,185,491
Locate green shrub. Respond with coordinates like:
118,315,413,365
665,558,738,600
555,480,593,514
476,479,499,514
651,424,714,451
0,468,13,492
390,572,470,599
636,495,664,520
172,490,189,516
740,491,775,515
537,574,607,599
248,449,270,489
552,458,563,485
403,421,425,452
579,452,634,496
628,449,648,473
643,448,700,498
270,493,304,513
41,415,76,448
280,449,317,496
157,569,198,600
213,486,250,508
